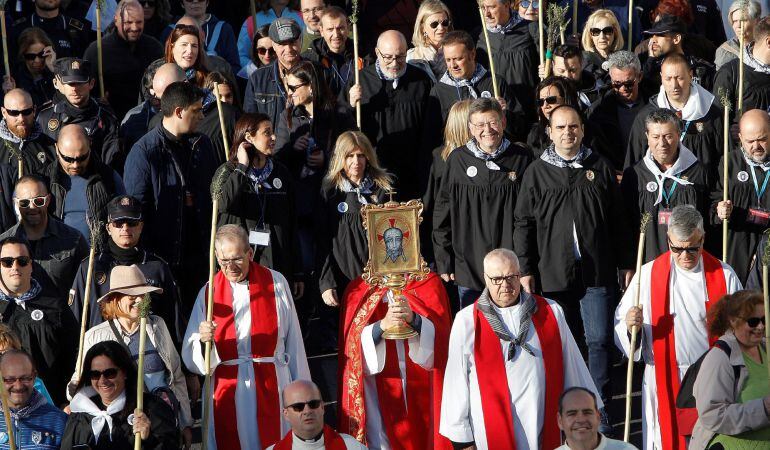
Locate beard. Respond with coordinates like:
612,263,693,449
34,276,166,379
8,121,32,139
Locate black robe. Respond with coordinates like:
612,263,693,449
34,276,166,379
339,65,433,200
421,147,448,265
514,152,634,292
620,155,710,263
624,99,724,180
713,59,770,125
710,148,770,284
433,144,534,290
587,89,647,172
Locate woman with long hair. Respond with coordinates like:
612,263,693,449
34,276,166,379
581,9,624,72
140,0,172,42
3,27,56,105
407,0,453,81
237,25,274,82
165,24,209,87
527,76,580,156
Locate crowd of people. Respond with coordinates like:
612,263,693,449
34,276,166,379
0,0,765,449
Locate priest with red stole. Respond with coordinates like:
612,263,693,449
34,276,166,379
614,205,742,450
439,248,601,450
338,270,453,450
182,224,310,450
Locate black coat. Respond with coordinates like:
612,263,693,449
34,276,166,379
514,152,634,292
0,128,54,177
433,144,534,290
11,63,55,107
421,147,448,265
0,163,18,231
301,37,355,97
586,89,647,172
714,59,770,125
640,54,715,94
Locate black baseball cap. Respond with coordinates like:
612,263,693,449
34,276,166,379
268,18,302,44
53,58,92,84
643,14,687,36
107,195,142,222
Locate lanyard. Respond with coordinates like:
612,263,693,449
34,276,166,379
660,178,678,206
330,62,352,88
679,120,691,142
254,184,268,228
750,165,770,205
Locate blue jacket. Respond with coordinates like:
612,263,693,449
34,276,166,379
124,125,218,268
0,394,67,449
244,61,291,126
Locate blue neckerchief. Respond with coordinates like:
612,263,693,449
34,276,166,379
0,278,42,306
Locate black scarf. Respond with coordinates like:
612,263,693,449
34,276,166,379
108,239,143,265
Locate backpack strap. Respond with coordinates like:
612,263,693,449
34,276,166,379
207,21,224,56
713,340,741,395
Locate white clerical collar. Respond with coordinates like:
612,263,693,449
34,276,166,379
292,432,325,449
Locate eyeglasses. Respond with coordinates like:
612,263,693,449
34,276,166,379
376,49,406,64
611,80,636,90
668,238,702,255
590,27,614,37
287,82,308,93
301,6,325,15
429,19,451,29
0,256,31,268
23,51,45,61
87,368,120,381
485,273,521,285
257,47,276,56
537,95,562,106
111,219,141,228
2,375,35,384
746,316,766,328
285,399,322,412
57,148,90,164
520,1,539,9
218,256,245,267
4,107,34,117
469,120,502,130
15,196,47,209
139,0,156,6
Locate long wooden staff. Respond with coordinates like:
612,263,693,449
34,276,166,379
133,294,151,450
76,220,103,378
0,2,10,84
351,0,361,128
572,0,578,36
96,0,105,99
720,89,732,261
479,8,500,98
762,230,770,379
544,4,569,78
213,83,230,162
538,0,545,66
0,365,15,450
3,141,22,179
624,212,652,442
201,170,228,450
738,1,747,113
627,0,634,51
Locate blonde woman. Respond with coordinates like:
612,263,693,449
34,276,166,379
407,0,453,81
317,131,393,308
581,9,624,70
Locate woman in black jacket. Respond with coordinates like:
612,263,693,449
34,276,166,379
62,341,178,450
5,27,56,106
526,76,580,157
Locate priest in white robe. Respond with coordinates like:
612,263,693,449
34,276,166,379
183,224,310,450
614,205,742,450
439,248,601,450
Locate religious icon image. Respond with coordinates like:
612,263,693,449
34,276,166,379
362,200,424,276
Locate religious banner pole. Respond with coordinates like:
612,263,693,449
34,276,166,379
627,0,634,51
133,294,151,450
0,1,11,84
351,0,361,128
762,230,770,378
538,0,545,66
624,212,652,442
738,0,747,113
76,220,103,378
720,89,732,261
96,0,105,99
572,0,577,36
213,83,230,161
0,364,15,450
478,7,499,98
545,4,569,78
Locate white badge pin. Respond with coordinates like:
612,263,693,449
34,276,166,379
30,309,44,321
481,91,492,98
485,160,500,171
0,432,7,444
646,181,658,192
127,414,135,426
31,431,41,445
738,171,750,182
466,166,478,178
273,178,283,189
337,202,349,213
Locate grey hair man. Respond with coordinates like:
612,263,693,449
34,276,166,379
614,205,741,450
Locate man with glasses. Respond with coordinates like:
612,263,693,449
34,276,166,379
268,380,367,449
299,0,325,53
8,0,93,59
36,58,121,171
0,237,78,406
0,89,54,177
69,195,185,349
0,349,67,448
434,98,533,308
302,6,353,97
44,124,125,246
440,248,600,450
0,175,88,301
614,205,741,450
183,224,309,450
342,30,433,200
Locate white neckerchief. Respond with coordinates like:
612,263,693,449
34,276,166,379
69,387,127,443
655,81,714,122
742,150,770,172
642,144,697,205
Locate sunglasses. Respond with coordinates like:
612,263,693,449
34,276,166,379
0,256,31,268
520,0,539,9
285,399,322,412
111,219,140,228
23,51,45,61
590,27,614,37
537,95,562,106
4,107,34,117
87,368,120,381
668,238,702,255
612,80,636,90
57,148,90,164
287,82,308,93
15,196,47,209
746,316,766,328
429,19,451,29
140,0,156,6
257,47,276,56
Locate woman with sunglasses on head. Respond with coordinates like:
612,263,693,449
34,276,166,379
581,9,624,77
140,0,172,42
689,290,770,449
66,265,192,449
526,76,579,156
62,341,179,450
3,27,56,106
407,0,453,82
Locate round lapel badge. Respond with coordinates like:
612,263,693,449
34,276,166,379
127,414,135,426
481,91,492,98
508,171,517,181
37,152,46,163
738,171,750,182
337,202,349,213
466,166,478,178
586,170,595,181
646,181,658,192
273,178,283,189
0,431,8,444
30,309,44,321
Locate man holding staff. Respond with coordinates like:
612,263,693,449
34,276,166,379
182,224,309,450
614,205,742,450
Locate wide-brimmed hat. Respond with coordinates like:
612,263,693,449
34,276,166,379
96,265,163,303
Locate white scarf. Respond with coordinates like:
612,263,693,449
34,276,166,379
742,149,770,172
642,144,697,206
70,387,127,443
655,81,713,122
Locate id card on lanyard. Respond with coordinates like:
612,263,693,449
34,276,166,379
747,166,770,226
658,179,678,225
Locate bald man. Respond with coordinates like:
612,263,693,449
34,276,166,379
45,124,125,244
83,0,163,120
267,380,367,449
713,109,770,283
341,29,434,199
0,89,55,175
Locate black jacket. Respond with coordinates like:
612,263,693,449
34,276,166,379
0,162,18,231
120,100,157,154
714,58,770,125
302,37,355,97
586,89,647,171
9,13,93,59
640,53,715,94
11,63,55,107
0,121,55,176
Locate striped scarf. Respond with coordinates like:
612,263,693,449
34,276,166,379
476,288,536,360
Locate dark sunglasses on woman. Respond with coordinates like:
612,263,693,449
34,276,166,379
537,95,561,107
429,19,451,29
88,368,120,381
590,27,614,37
746,316,766,328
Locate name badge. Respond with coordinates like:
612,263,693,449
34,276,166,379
249,229,271,247
658,208,672,225
747,207,770,226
